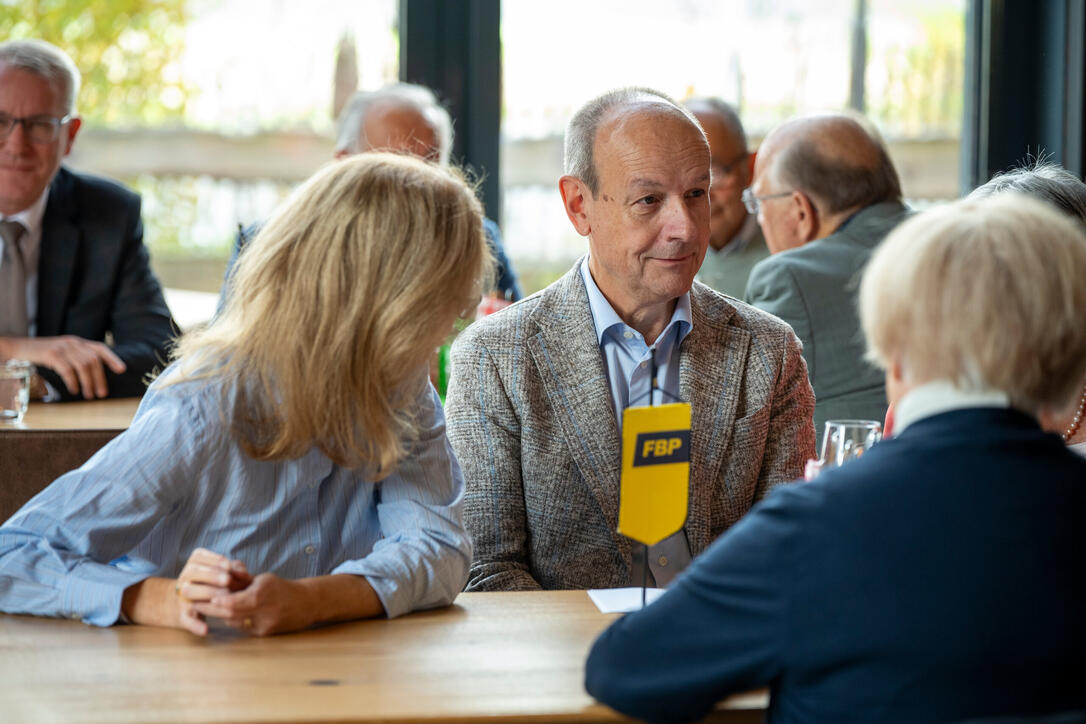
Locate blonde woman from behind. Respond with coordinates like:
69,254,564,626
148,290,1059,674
0,153,493,636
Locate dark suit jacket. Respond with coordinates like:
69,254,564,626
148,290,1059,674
586,407,1086,724
37,168,175,399
446,263,816,591
746,201,909,444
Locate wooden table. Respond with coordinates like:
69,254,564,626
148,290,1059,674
0,398,141,522
0,591,768,723
17,397,141,430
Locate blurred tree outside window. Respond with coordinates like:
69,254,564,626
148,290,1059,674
4,0,399,299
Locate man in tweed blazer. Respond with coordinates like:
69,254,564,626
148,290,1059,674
446,88,815,592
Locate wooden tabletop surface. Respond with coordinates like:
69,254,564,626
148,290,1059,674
0,590,767,723
10,398,141,431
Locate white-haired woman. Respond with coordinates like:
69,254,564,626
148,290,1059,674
969,161,1086,455
0,153,492,636
585,195,1086,722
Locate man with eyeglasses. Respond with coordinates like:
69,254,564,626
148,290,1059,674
743,113,908,444
0,39,173,401
685,98,769,299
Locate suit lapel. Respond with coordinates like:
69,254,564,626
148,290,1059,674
37,169,80,336
526,263,631,571
680,284,750,555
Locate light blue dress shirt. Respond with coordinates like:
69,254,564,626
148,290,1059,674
0,366,471,626
579,257,694,586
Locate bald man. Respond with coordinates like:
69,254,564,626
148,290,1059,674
685,98,769,299
446,88,814,592
743,114,908,444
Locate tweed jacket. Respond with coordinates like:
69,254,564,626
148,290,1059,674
746,201,908,444
36,168,175,399
445,262,816,591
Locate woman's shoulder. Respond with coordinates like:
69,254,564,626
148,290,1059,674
138,363,232,433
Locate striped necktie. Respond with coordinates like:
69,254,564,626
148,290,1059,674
0,220,29,337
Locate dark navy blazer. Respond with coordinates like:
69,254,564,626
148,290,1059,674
586,408,1086,724
37,168,175,399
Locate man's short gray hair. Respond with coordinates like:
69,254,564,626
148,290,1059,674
0,39,81,114
684,97,748,151
564,87,703,197
335,83,453,166
969,160,1086,224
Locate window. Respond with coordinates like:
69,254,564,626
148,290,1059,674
500,0,965,293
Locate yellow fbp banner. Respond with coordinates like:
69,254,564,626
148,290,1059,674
618,402,691,546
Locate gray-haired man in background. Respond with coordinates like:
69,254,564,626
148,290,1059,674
226,82,521,302
0,39,174,400
685,98,769,299
744,113,908,443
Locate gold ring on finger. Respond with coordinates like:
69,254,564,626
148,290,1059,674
243,617,253,629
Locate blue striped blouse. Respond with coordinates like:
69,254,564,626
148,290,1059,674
0,367,472,626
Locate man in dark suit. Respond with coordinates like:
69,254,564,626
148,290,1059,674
744,114,907,444
586,194,1086,724
0,39,173,400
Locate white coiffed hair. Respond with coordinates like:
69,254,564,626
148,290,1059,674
860,193,1086,418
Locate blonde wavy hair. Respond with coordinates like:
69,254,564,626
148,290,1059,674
171,153,492,477
860,194,1086,415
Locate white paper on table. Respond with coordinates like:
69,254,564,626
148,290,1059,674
587,587,666,613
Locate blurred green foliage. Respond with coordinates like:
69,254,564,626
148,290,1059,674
874,8,964,137
1,0,189,124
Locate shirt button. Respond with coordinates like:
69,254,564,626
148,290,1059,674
304,545,316,555
657,556,669,567
70,613,81,621
623,331,633,339
639,361,647,369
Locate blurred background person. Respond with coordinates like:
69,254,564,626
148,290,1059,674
744,113,908,445
0,153,491,636
685,98,768,299
0,39,174,400
586,194,1086,723
224,82,521,306
968,161,1086,456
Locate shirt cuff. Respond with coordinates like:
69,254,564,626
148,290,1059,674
61,562,150,627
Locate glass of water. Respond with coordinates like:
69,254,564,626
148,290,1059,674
819,419,882,469
0,360,34,425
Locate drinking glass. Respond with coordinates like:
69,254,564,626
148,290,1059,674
0,360,34,425
819,419,882,469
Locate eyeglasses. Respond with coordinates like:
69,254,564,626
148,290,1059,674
0,113,73,144
741,187,793,214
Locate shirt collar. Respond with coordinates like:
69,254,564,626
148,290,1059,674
0,186,50,236
894,379,1011,435
579,255,692,347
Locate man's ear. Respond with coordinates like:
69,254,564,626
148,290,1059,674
793,190,820,243
559,175,593,236
62,117,82,157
